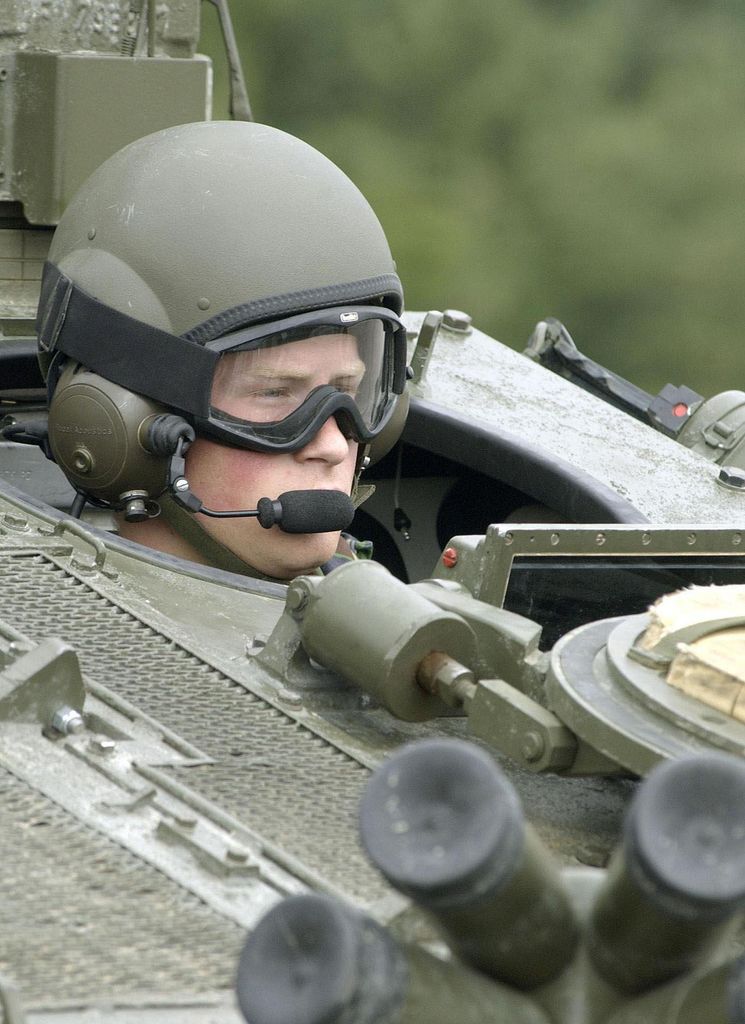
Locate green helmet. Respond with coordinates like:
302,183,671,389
37,121,406,528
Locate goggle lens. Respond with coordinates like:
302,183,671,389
208,316,395,441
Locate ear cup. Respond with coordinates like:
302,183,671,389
48,363,170,506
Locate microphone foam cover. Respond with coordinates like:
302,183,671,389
274,489,355,534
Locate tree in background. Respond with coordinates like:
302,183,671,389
202,0,745,397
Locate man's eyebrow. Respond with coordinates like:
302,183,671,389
332,360,366,379
244,359,366,382
246,368,313,382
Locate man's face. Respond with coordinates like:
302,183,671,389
184,333,362,579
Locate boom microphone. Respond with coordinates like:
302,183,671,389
181,487,355,534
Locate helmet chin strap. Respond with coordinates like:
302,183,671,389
157,491,285,579
351,442,375,508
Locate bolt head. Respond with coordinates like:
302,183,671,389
226,847,248,863
174,815,197,830
521,731,545,763
442,309,473,333
50,706,85,736
90,737,116,755
285,585,308,613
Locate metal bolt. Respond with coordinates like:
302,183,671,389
521,731,545,763
277,687,303,708
285,584,308,614
442,309,473,334
8,641,32,657
50,705,85,736
225,847,248,863
174,477,190,492
245,635,267,656
718,465,745,491
89,737,116,755
173,814,197,830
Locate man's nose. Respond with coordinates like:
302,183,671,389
297,415,353,463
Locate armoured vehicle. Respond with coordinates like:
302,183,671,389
2,3,745,1021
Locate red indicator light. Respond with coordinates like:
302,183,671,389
672,403,689,418
442,547,458,568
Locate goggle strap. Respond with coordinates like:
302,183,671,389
38,263,218,417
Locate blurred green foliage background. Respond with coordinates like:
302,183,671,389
201,1,745,399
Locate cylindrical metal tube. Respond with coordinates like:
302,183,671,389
292,561,476,721
587,754,745,995
236,893,550,1024
605,957,745,1024
359,738,580,989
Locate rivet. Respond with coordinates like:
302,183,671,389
197,297,211,311
87,227,96,240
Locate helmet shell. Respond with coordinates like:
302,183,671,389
48,120,402,336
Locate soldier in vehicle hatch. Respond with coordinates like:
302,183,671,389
35,120,408,582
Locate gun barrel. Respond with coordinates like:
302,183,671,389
236,894,550,1024
588,754,745,995
359,738,579,989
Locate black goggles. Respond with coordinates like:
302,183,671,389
196,306,408,452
